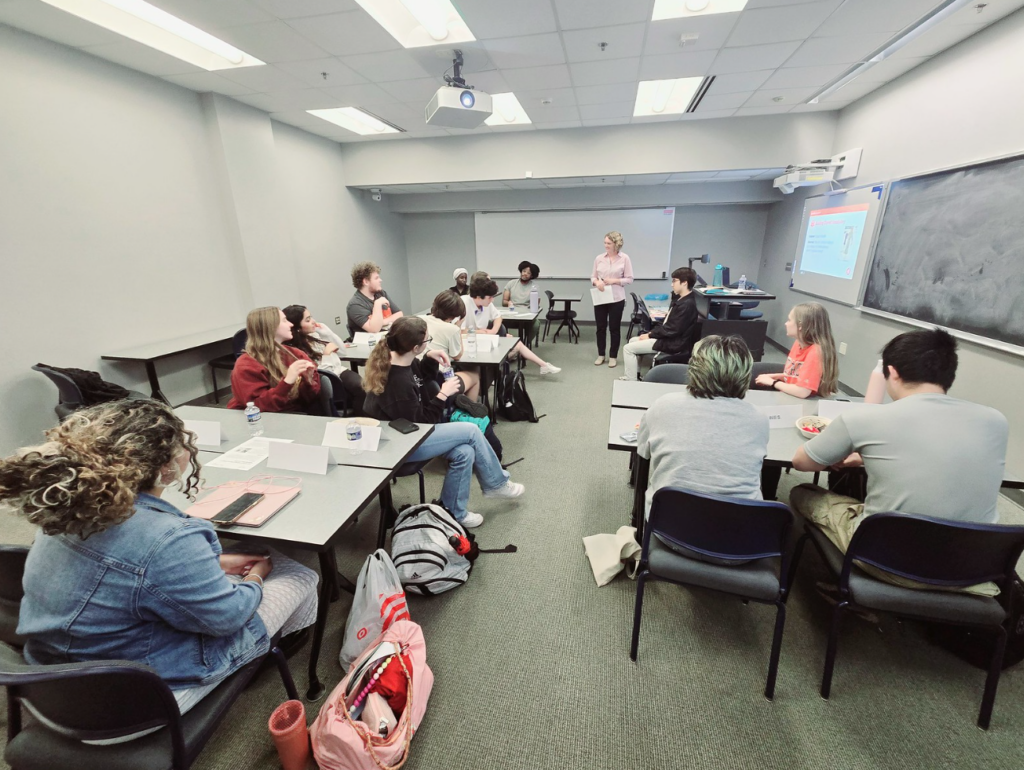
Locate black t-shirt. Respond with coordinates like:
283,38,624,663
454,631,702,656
346,290,401,337
363,357,445,423
449,284,469,296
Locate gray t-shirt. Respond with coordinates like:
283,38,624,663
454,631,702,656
803,393,1008,523
638,393,769,516
503,278,536,306
346,290,401,336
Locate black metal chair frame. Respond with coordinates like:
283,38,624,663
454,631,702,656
542,290,576,343
30,365,85,421
802,512,1024,729
630,488,804,700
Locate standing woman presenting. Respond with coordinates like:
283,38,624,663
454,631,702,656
591,231,634,368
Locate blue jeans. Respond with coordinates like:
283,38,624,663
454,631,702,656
405,422,509,522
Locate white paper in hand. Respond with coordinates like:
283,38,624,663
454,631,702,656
591,287,616,306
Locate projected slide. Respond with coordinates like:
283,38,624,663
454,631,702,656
799,204,870,279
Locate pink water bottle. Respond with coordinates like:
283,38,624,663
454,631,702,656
864,359,887,404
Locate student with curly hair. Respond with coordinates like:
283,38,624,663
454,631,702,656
346,261,404,338
0,399,318,714
283,304,366,415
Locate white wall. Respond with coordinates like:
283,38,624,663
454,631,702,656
757,8,1024,476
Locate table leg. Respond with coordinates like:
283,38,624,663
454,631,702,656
306,552,334,700
145,361,169,404
377,484,397,550
481,365,496,424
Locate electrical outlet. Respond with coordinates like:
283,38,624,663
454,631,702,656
839,342,847,355
785,262,793,271
335,316,341,324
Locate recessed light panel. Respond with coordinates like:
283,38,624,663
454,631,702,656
353,0,475,48
652,0,748,21
484,93,532,126
39,0,264,70
307,108,403,135
633,77,705,117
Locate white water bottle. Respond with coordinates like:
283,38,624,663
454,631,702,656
737,274,747,291
244,402,263,437
466,327,477,358
530,284,540,313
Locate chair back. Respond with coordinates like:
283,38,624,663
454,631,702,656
231,328,248,359
750,361,784,387
629,292,642,321
843,513,1024,592
647,488,793,566
311,374,340,418
30,365,84,408
0,545,29,648
700,319,767,359
544,289,556,310
643,364,689,384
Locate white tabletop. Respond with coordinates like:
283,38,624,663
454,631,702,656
162,452,390,549
176,406,433,471
336,342,373,364
498,307,541,321
549,294,583,302
462,335,518,365
611,380,816,412
103,324,242,362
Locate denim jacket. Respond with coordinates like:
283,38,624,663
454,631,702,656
18,493,269,689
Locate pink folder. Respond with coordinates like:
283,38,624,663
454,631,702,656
186,482,301,528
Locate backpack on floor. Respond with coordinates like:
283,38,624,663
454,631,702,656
390,504,473,596
496,360,540,423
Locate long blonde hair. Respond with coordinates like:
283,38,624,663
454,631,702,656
793,302,838,397
363,317,428,396
244,306,301,397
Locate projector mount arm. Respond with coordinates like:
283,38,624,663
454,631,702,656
443,50,475,90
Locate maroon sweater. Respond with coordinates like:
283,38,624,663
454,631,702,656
227,349,320,413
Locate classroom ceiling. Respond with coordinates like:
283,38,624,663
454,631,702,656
3,0,1021,152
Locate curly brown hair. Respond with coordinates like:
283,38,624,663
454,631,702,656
0,400,201,539
351,261,381,290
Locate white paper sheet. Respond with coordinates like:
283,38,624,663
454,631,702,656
183,419,221,447
204,437,293,470
591,287,616,306
756,404,805,430
266,442,330,475
322,423,382,452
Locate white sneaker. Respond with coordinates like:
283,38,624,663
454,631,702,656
483,480,525,499
618,375,633,381
539,363,561,375
460,512,484,528
594,357,606,366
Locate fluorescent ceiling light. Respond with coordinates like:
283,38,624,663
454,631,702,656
353,0,475,48
652,0,748,21
807,0,974,104
307,108,403,136
38,0,264,70
484,93,531,126
633,77,704,117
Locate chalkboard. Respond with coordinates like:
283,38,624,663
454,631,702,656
862,153,1024,352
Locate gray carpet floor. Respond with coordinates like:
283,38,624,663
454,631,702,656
3,328,1024,769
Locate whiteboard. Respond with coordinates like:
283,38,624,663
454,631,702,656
861,153,1024,354
790,184,886,306
474,208,676,279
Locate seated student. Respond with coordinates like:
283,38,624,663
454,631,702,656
283,304,366,416
503,261,539,307
791,328,1008,592
638,336,769,561
422,290,481,401
450,267,470,296
462,277,561,376
0,399,318,714
228,307,321,413
620,266,699,381
346,261,404,337
362,316,525,529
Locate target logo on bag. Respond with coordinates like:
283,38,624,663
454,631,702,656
357,628,368,640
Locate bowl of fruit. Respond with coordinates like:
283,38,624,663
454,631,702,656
795,415,831,438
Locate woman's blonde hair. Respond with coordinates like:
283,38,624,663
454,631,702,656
244,306,300,399
687,335,753,400
0,400,200,539
605,231,623,251
792,302,839,397
363,317,429,396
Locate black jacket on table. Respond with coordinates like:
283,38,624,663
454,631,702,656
649,292,698,356
363,356,445,423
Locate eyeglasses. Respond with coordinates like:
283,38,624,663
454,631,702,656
421,337,433,345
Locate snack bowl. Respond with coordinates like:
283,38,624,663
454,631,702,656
796,415,831,438
353,417,380,427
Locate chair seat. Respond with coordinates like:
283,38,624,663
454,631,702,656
806,526,1006,626
648,536,781,601
545,311,575,320
396,459,430,478
739,310,763,320
208,354,235,370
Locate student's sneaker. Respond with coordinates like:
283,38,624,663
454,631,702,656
539,363,561,375
618,375,634,381
460,512,484,528
594,356,606,365
483,480,525,499
453,394,488,418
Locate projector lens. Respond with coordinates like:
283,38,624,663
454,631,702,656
460,90,475,108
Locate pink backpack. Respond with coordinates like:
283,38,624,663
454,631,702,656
310,620,433,770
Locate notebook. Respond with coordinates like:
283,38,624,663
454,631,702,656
186,483,301,528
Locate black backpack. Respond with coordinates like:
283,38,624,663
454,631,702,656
496,360,541,423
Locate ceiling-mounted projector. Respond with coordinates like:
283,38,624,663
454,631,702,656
774,168,835,194
424,49,492,129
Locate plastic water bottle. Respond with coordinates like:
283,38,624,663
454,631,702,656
737,274,747,291
441,364,455,381
244,402,263,437
713,264,724,286
529,284,540,313
466,327,477,358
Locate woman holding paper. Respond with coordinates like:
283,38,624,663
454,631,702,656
591,231,634,368
0,399,318,714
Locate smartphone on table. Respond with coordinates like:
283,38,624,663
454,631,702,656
389,418,419,434
211,492,265,525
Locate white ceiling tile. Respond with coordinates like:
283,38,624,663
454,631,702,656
269,110,330,131
578,102,633,120
819,79,883,103
761,63,847,89
148,0,273,30
163,71,259,96
79,41,198,76
482,33,566,69
667,172,720,182
217,64,310,91
515,87,578,107
625,173,671,185
946,0,1024,26
727,0,843,46
582,117,633,126
406,41,495,77
785,32,892,67
814,0,946,37
358,101,421,124
318,81,398,105
274,57,367,88
562,23,647,63
488,123,536,133
460,182,513,190
637,50,717,80
684,108,738,120
251,0,361,19
745,0,834,6
341,50,435,82
708,69,773,93
744,86,816,106
378,77,444,102
696,91,752,110
790,101,841,112
734,104,794,115
501,64,573,91
0,0,122,47
854,56,928,83
574,82,637,105
286,11,402,57
632,114,681,123
553,0,655,31
526,104,581,123
888,22,980,60
570,58,641,87
455,0,559,39
643,15,740,55
235,88,339,112
465,70,512,94
710,41,801,74
544,177,587,187
216,21,329,64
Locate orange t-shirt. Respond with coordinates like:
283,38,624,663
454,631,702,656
783,342,823,394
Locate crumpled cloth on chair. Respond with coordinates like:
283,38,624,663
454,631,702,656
583,526,641,587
